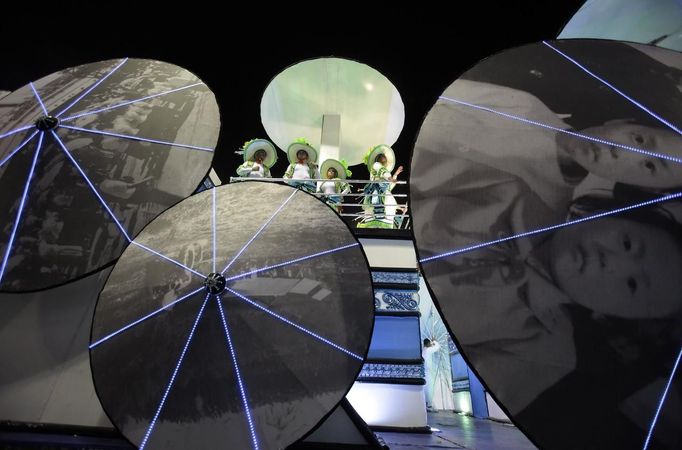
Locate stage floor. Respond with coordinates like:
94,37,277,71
376,411,536,450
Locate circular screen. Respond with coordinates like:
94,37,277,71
90,182,374,450
260,57,404,165
559,0,682,52
0,58,220,291
411,40,682,450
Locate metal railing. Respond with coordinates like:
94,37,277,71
228,177,410,229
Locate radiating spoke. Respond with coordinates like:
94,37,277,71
89,287,204,349
439,96,682,165
643,346,682,450
224,243,360,283
29,82,48,115
220,189,297,275
0,130,38,169
56,58,128,118
212,187,217,273
543,41,682,136
420,191,682,263
0,125,34,140
138,293,210,450
51,130,131,242
224,288,363,361
131,241,206,279
60,82,204,122
0,133,44,286
61,125,214,152
216,296,260,450
53,130,204,278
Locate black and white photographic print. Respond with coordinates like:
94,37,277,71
90,182,374,450
411,40,682,450
0,59,220,291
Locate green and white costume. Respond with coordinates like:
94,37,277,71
237,160,271,178
358,145,399,229
283,139,320,193
319,159,352,212
236,138,277,179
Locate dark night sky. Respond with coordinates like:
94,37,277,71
1,3,586,182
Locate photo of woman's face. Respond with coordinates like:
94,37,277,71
559,122,682,189
550,216,682,319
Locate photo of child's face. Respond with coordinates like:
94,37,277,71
559,122,682,189
410,40,682,450
550,216,682,319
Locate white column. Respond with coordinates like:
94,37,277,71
319,114,341,163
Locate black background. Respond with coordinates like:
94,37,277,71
0,2,586,182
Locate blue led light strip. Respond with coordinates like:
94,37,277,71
53,131,205,277
56,58,128,118
225,287,363,361
439,96,682,165
0,133,44,286
139,293,210,450
131,241,206,279
543,41,682,136
89,287,204,349
220,189,297,275
0,131,39,169
51,130,132,242
60,125,214,153
0,125,34,140
29,83,48,115
642,346,682,450
224,243,360,283
60,82,205,122
420,191,682,263
212,187,217,273
216,296,260,450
